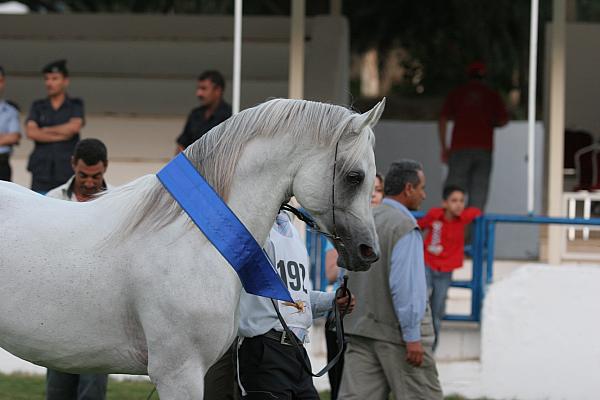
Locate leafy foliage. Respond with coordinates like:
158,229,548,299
344,0,552,99
14,0,600,116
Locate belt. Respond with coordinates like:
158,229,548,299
262,329,304,346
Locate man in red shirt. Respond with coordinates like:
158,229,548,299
438,61,508,211
418,185,481,350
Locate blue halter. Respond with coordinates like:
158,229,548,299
157,153,293,302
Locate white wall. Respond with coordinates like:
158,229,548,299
0,14,350,115
481,264,600,399
10,115,180,188
373,121,544,259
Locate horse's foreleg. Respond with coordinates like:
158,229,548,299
148,352,207,400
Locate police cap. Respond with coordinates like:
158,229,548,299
42,59,69,76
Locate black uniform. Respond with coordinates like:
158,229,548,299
0,100,21,182
26,96,84,192
176,101,232,149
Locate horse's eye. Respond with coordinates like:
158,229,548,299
346,171,364,186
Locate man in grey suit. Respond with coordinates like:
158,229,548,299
338,160,443,400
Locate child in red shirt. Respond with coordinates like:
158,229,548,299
418,185,481,350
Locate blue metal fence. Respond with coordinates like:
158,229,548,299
308,210,600,323
447,214,600,323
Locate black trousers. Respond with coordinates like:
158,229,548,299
204,342,239,400
325,329,345,400
238,335,319,400
0,155,11,182
46,370,108,400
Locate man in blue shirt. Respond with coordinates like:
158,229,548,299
339,160,442,400
0,66,22,181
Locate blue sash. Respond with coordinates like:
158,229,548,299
157,153,293,302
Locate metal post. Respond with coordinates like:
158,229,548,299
486,221,496,285
288,0,305,99
232,0,243,114
527,0,539,214
471,217,485,322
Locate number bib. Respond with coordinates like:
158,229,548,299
270,222,313,331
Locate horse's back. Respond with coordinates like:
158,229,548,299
0,180,41,197
0,181,66,210
0,183,147,373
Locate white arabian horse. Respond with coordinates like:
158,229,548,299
0,98,384,399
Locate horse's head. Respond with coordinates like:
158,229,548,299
293,100,385,271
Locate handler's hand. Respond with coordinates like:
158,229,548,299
406,340,424,367
335,292,356,314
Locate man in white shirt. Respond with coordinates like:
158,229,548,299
45,138,109,400
237,211,354,399
46,138,109,202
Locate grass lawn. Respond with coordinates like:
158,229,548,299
0,373,156,400
0,373,485,399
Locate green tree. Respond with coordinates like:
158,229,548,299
344,0,552,109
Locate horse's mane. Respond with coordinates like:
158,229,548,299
98,98,371,235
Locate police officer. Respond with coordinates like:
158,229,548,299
26,59,84,193
176,70,232,152
0,66,21,182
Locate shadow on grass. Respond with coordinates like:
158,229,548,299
0,373,492,400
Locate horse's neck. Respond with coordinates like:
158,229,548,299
225,138,298,246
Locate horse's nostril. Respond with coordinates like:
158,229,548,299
360,244,376,259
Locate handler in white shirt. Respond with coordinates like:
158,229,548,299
237,211,355,400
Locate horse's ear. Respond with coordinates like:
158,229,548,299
356,98,386,131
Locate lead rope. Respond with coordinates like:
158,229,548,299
271,139,349,377
146,387,156,399
270,275,351,378
331,140,339,238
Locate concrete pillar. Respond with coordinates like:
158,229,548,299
330,0,342,16
566,0,577,21
304,15,350,105
288,0,305,100
547,0,566,265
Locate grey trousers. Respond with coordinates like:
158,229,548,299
446,149,492,211
337,336,443,400
425,267,453,351
46,370,108,400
